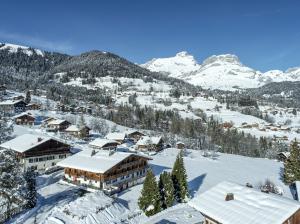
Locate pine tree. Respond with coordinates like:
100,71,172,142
0,149,26,219
77,114,86,128
0,116,13,143
172,152,189,202
25,90,31,104
24,169,37,209
159,171,174,209
283,140,300,184
138,170,161,216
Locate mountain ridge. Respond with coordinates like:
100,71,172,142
141,52,300,90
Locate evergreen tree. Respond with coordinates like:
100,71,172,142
0,149,26,219
158,171,174,209
0,116,13,143
283,140,300,184
24,169,37,209
25,90,31,104
77,114,86,128
138,170,161,216
171,152,189,202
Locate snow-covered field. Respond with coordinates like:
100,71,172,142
9,146,290,224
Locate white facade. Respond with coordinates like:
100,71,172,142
22,153,70,171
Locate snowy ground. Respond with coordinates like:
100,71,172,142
9,147,291,224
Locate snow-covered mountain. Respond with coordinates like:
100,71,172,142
141,52,300,90
141,51,200,78
0,43,44,56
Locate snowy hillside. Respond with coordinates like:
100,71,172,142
140,51,200,78
0,43,44,56
142,53,300,90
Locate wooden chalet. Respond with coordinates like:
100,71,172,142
47,119,71,132
0,134,71,171
26,103,41,110
0,99,27,115
13,113,35,125
58,149,151,194
126,130,145,143
277,152,290,162
105,132,126,144
176,141,185,149
89,138,120,150
136,136,164,152
65,125,91,138
189,181,300,224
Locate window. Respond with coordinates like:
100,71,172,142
59,154,66,159
29,158,33,163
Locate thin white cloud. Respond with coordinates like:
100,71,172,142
0,30,73,53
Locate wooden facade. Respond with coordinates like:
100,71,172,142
137,138,164,152
176,142,185,149
20,139,70,158
283,208,300,224
127,131,145,143
14,114,35,125
63,154,150,192
26,103,41,110
65,126,90,138
47,120,71,131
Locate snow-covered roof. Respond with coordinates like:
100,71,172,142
58,149,144,173
65,125,89,132
0,134,52,153
188,181,300,224
136,136,162,146
126,129,144,135
105,132,126,141
278,151,290,158
47,119,68,125
0,99,24,105
143,203,204,224
89,138,119,148
12,112,34,119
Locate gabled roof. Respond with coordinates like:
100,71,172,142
126,130,145,136
65,125,90,132
105,132,126,141
188,181,300,224
0,134,52,153
143,204,204,224
13,112,35,119
57,149,150,173
136,136,162,146
48,119,69,125
89,138,119,148
0,99,26,106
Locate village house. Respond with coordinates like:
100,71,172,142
65,125,91,138
89,138,120,150
13,112,35,125
26,103,41,110
0,99,27,115
136,136,164,152
189,181,300,224
277,152,291,162
57,149,151,194
176,141,185,149
0,134,71,171
105,132,126,144
126,130,145,143
46,119,71,132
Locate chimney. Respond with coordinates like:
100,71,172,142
225,193,234,201
37,137,43,142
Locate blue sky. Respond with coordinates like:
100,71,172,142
0,0,299,71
